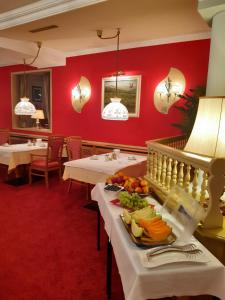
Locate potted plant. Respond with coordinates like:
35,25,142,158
172,86,206,136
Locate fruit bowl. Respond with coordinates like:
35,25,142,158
106,172,150,195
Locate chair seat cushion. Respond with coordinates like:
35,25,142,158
31,159,59,169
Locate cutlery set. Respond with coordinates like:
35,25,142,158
146,243,203,260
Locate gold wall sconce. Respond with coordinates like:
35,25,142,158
71,76,91,113
154,67,186,114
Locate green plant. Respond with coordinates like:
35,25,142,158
172,86,206,135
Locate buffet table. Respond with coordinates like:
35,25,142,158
63,153,147,184
0,143,47,171
91,183,225,300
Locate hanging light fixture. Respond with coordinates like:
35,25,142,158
14,42,42,115
97,28,128,121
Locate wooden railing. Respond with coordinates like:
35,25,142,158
146,137,225,229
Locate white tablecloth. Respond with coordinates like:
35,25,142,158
0,143,47,171
91,183,225,300
63,153,147,184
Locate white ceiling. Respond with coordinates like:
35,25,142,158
0,0,210,68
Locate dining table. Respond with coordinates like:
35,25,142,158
63,152,147,250
91,183,225,300
63,152,147,184
0,142,47,172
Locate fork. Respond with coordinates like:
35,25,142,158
147,243,196,256
146,248,203,260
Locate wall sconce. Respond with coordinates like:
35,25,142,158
14,42,42,115
154,68,186,114
31,109,45,128
71,76,91,113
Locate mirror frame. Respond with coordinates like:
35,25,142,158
11,69,52,133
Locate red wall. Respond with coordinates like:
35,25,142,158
0,39,210,146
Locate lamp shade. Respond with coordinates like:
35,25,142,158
31,109,44,120
102,97,129,120
14,97,36,115
185,97,225,157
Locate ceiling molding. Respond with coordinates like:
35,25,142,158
198,0,225,24
0,37,66,67
0,0,107,30
66,32,211,58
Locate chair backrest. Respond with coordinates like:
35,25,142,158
66,136,82,160
47,135,65,162
0,128,10,145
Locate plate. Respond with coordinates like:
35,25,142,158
90,155,98,160
128,156,136,161
111,199,154,212
139,249,209,268
39,143,46,147
120,215,176,249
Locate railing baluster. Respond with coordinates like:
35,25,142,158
166,158,172,190
192,168,199,199
161,155,167,188
171,160,178,187
178,162,184,187
184,165,191,193
149,150,154,179
157,153,162,184
200,171,208,204
153,152,158,182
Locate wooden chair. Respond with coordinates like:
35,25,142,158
29,135,64,188
66,136,82,161
0,128,10,145
65,136,82,192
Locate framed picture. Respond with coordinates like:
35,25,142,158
102,75,141,117
32,86,42,102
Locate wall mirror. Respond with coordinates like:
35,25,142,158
11,69,52,132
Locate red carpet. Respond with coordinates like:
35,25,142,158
0,177,124,300
0,174,212,300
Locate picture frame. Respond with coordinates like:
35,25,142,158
101,75,141,117
32,86,42,103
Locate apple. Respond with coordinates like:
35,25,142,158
135,187,142,193
142,186,149,194
140,179,148,187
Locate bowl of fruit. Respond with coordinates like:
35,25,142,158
105,172,150,195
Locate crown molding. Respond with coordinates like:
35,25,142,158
198,0,225,24
0,0,107,30
66,32,211,57
0,37,66,67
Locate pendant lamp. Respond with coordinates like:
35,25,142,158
97,28,128,121
14,42,42,115
14,96,36,115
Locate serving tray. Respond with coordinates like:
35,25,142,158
120,215,176,249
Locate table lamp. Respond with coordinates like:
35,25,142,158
31,109,44,128
184,97,225,157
